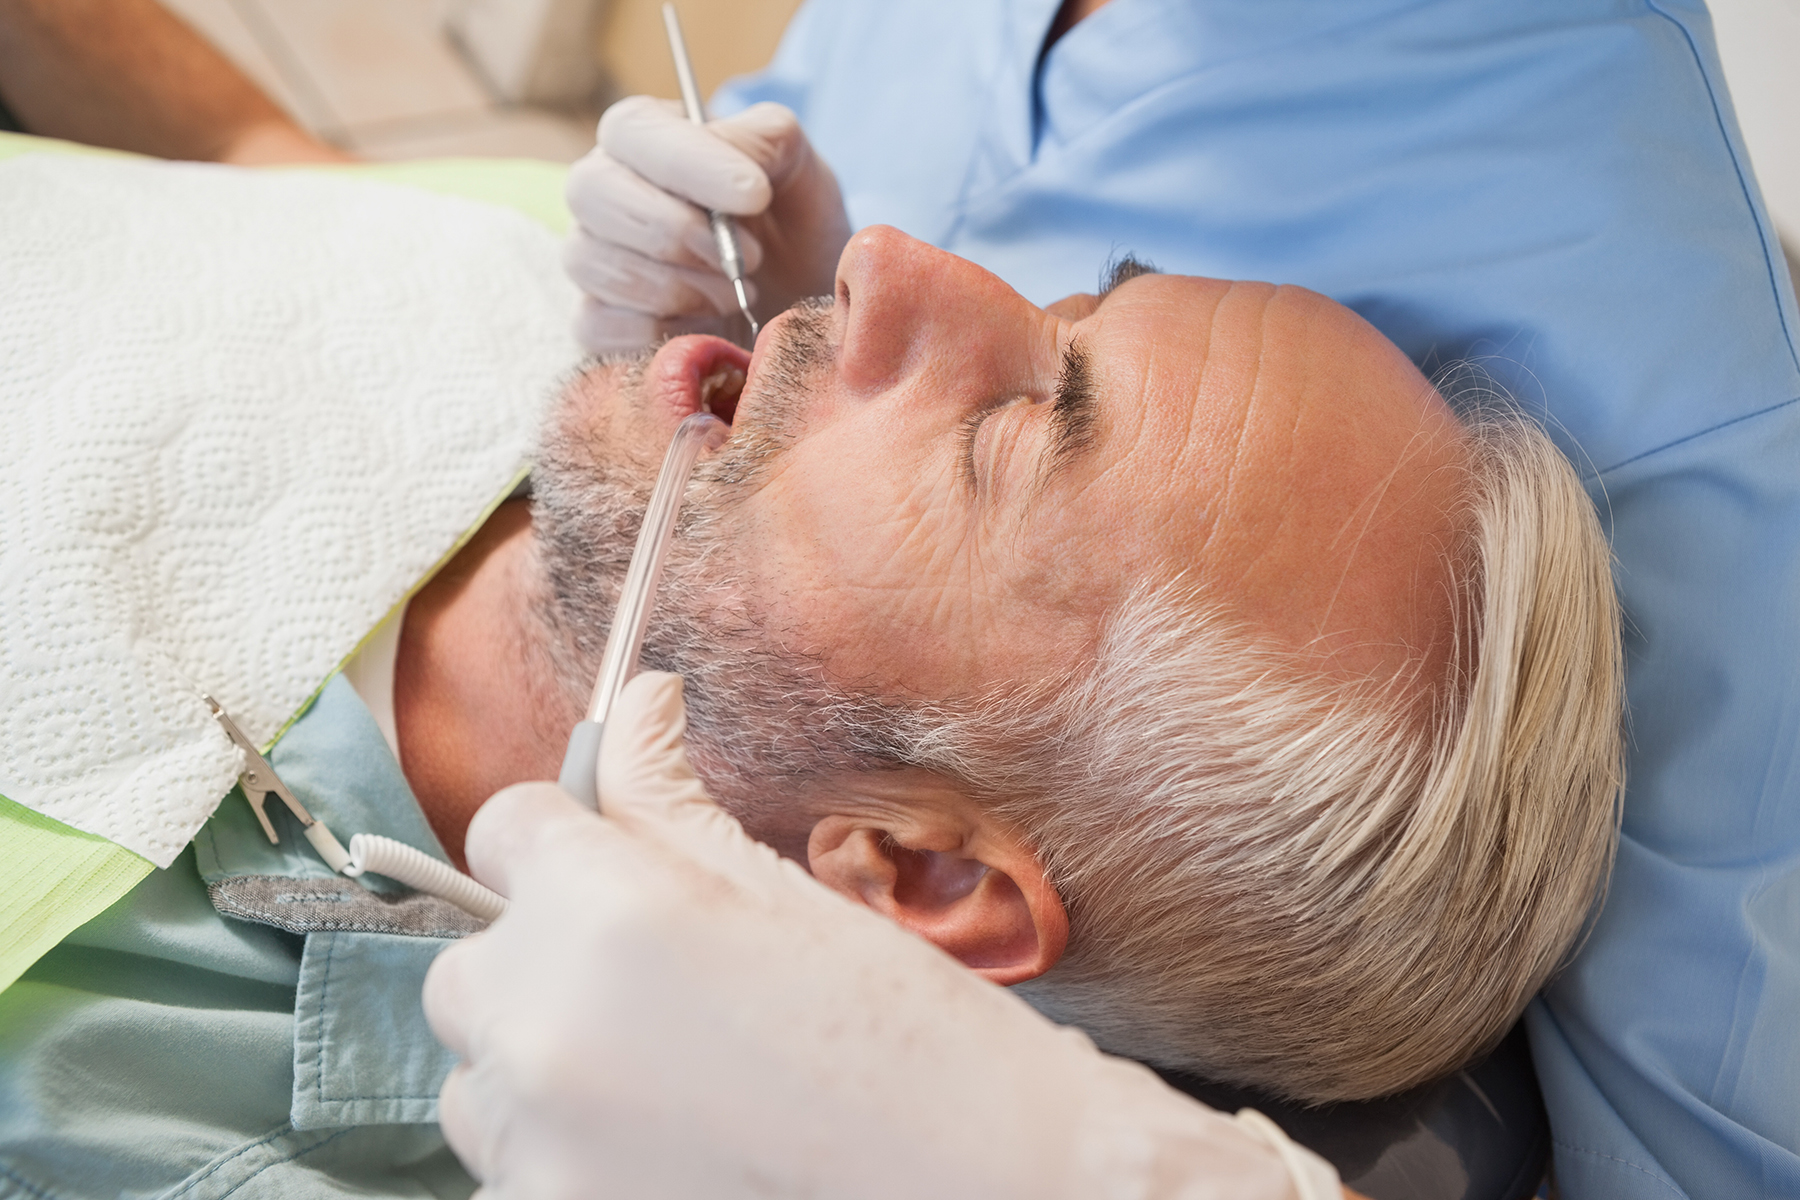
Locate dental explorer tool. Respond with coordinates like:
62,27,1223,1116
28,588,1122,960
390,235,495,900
558,411,731,809
662,2,760,345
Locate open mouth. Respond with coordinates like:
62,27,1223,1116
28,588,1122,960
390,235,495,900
698,362,746,425
649,334,753,431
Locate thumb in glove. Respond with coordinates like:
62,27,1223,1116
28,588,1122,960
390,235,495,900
596,670,814,894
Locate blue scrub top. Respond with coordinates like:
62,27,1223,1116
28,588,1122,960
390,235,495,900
717,2,1800,1196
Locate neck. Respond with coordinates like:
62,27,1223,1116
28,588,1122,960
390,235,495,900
393,499,577,868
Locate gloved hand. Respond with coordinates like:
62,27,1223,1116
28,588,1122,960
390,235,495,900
422,672,1346,1200
564,96,852,353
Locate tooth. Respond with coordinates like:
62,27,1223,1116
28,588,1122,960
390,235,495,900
698,366,747,413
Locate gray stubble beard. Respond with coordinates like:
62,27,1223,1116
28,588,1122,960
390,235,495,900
525,309,927,854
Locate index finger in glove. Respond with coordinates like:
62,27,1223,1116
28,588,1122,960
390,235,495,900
424,781,664,1059
572,296,728,357
565,150,765,274
418,785,588,1061
599,95,773,216
702,102,817,192
563,231,749,319
434,1063,491,1182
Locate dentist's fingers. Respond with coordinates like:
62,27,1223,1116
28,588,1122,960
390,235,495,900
422,937,480,1059
572,298,727,357
460,781,598,898
596,672,727,835
435,1063,490,1181
599,95,773,216
562,232,749,318
565,149,716,267
441,1054,582,1198
565,150,766,274
422,789,588,1063
564,94,843,349
702,102,817,195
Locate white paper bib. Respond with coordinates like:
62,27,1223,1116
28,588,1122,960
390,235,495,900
0,155,582,867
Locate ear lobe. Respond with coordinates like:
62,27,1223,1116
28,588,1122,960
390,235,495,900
808,817,1068,987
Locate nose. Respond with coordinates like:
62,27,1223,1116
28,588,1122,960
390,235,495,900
832,226,1039,392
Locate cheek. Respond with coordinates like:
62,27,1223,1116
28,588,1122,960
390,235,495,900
570,360,659,458
732,436,1001,693
734,463,1106,699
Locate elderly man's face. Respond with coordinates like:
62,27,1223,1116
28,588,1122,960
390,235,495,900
583,226,1470,710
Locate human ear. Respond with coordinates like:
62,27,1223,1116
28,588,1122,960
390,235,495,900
806,813,1068,986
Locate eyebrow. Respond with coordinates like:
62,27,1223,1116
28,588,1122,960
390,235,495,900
969,261,1149,497
1034,254,1158,484
1098,252,1159,298
1043,338,1099,481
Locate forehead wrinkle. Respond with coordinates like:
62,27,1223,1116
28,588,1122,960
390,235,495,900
1188,281,1281,589
1313,411,1468,647
1315,439,1409,639
1270,287,1383,639
1010,298,1218,618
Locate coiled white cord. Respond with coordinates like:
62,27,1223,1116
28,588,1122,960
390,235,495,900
344,833,507,922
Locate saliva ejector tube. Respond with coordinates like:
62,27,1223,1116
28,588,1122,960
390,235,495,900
557,411,730,808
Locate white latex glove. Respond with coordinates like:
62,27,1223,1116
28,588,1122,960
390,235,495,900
422,672,1344,1200
564,96,852,353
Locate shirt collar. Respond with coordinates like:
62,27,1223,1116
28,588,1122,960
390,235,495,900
194,673,451,890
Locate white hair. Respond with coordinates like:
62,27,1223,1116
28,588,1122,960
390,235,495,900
896,409,1625,1102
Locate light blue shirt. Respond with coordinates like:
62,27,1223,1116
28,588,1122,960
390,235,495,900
716,2,1800,1196
0,678,474,1198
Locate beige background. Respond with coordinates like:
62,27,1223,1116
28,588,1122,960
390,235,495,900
153,0,1799,275
601,0,804,104
159,0,805,162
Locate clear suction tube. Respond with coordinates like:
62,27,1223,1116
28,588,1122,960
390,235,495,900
559,412,730,807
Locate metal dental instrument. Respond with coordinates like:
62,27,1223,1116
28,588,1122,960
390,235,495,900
558,411,731,809
206,695,353,873
662,2,760,346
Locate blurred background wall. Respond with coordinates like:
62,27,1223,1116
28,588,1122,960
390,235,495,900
156,0,1794,283
597,0,802,105
1708,0,1800,282
156,0,803,162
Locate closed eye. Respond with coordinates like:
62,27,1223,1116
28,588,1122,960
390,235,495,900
956,406,992,489
959,340,1098,492
958,394,1031,490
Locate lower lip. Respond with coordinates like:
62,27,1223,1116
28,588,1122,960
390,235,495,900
646,335,752,424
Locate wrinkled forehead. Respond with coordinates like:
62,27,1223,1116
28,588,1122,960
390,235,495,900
1067,272,1438,463
1024,276,1279,584
1063,273,1239,496
1039,275,1466,660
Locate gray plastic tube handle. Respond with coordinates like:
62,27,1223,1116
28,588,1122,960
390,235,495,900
559,718,605,810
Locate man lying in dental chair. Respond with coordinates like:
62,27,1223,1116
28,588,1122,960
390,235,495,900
3,0,1797,1198
0,130,1623,1200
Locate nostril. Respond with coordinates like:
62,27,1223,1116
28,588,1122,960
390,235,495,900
837,278,851,310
